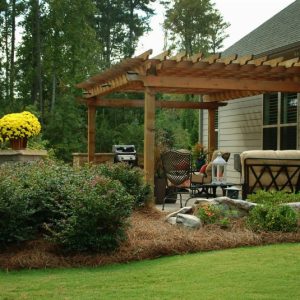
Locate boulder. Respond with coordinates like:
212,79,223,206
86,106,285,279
193,197,257,217
165,206,194,221
165,207,201,229
166,216,177,225
176,213,201,229
193,196,300,216
282,202,300,212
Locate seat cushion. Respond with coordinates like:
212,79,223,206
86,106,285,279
199,163,208,173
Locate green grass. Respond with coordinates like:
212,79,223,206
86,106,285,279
1,243,300,300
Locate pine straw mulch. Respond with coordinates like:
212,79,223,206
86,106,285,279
1,206,300,270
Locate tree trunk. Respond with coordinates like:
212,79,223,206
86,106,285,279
32,0,43,121
51,73,56,113
9,0,16,108
4,8,10,103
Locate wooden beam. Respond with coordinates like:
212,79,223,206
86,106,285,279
203,90,263,103
189,52,204,63
170,51,187,62
263,57,284,67
202,53,221,64
152,50,170,61
141,75,300,93
144,88,156,199
232,54,253,65
203,90,262,102
217,54,238,64
136,49,153,60
80,98,227,109
208,109,216,160
87,105,96,163
156,100,226,109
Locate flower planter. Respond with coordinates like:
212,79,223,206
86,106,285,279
10,138,28,150
0,111,41,148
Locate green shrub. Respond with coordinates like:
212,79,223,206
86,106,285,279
91,163,151,207
197,204,240,228
247,204,298,232
248,190,300,205
0,175,36,246
48,176,134,252
0,160,136,251
0,161,77,247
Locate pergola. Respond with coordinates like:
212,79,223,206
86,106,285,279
76,49,300,188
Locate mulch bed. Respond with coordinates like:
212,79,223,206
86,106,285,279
1,207,300,270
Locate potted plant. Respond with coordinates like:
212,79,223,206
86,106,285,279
0,111,41,150
192,143,207,170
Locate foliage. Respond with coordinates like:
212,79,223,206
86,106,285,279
0,160,137,251
0,170,37,246
90,162,151,207
198,204,221,224
248,190,300,205
0,160,76,247
0,111,41,142
247,204,298,232
197,203,239,228
0,0,156,161
163,0,229,55
48,175,134,252
43,95,87,161
93,0,155,66
192,143,207,161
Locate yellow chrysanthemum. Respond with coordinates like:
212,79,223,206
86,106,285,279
0,111,41,141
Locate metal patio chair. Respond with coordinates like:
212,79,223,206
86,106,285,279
161,150,192,210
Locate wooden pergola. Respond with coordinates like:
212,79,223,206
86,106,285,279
76,49,300,188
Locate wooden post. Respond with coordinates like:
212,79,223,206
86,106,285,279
208,108,216,160
144,88,155,190
88,104,96,163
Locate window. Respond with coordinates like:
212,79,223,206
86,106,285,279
215,110,219,149
263,93,298,150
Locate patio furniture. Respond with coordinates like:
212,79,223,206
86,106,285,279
240,150,300,199
190,150,230,197
161,149,192,210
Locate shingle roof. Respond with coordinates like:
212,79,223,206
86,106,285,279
223,0,300,57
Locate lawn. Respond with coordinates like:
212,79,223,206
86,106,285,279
1,243,299,300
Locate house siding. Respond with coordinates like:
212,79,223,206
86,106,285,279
298,93,300,149
202,95,263,184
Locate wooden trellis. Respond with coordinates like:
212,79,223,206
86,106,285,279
77,49,300,189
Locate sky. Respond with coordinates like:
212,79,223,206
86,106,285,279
135,0,295,56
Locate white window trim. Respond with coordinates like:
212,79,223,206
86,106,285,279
262,92,299,150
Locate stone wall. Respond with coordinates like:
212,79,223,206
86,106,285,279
0,149,48,164
72,153,144,167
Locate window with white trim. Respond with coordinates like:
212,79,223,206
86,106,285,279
215,110,219,149
263,93,298,150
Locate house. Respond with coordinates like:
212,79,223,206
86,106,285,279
201,0,300,184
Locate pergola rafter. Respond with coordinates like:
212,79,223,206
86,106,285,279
76,49,300,192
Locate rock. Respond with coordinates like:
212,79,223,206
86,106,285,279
166,217,177,225
165,206,194,221
282,202,300,212
214,197,257,211
193,196,257,217
176,213,202,229
193,198,217,206
193,197,300,216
